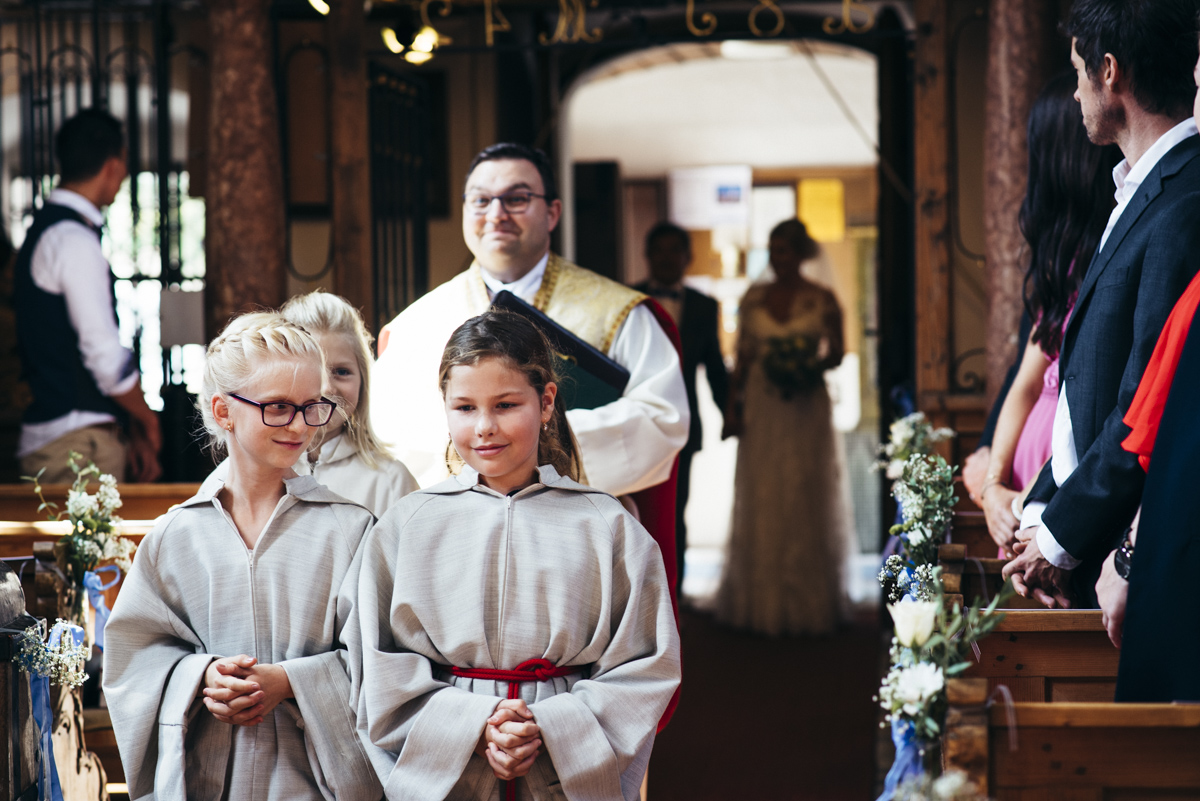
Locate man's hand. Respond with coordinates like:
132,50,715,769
981,484,1020,556
477,699,541,781
1002,528,1073,608
112,384,162,481
203,655,264,726
963,447,991,505
1096,548,1128,649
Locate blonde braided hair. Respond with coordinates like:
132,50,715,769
197,311,326,456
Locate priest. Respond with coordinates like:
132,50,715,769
373,144,689,598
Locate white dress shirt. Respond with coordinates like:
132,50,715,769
18,188,139,457
1022,118,1199,568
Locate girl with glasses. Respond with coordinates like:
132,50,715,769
347,310,680,801
281,290,418,517
103,311,382,801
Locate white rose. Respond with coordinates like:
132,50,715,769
894,661,944,713
886,459,905,479
888,599,939,647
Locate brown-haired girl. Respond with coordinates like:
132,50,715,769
348,309,680,801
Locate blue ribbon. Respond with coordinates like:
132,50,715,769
31,621,85,801
876,718,925,801
82,566,120,652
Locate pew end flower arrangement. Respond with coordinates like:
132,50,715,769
876,412,955,479
880,452,957,598
875,432,1011,800
22,452,137,634
13,619,89,689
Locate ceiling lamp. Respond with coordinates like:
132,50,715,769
308,0,331,15
381,27,405,53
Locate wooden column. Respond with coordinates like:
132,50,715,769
205,0,287,337
913,0,952,417
983,0,1058,407
329,0,374,330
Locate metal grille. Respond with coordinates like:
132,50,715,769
368,62,428,331
0,0,201,397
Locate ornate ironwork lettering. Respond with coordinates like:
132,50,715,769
822,0,875,34
539,0,602,45
748,0,785,37
685,0,717,36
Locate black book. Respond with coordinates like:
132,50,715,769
490,290,630,410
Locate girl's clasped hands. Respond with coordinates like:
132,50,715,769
476,699,543,781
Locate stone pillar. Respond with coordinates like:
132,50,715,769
329,0,374,330
205,0,287,338
983,0,1059,407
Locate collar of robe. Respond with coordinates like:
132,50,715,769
426,463,596,496
179,472,350,508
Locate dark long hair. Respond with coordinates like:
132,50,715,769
1019,72,1121,358
439,309,583,482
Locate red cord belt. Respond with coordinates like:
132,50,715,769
444,659,590,801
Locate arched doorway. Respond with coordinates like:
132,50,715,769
559,39,885,600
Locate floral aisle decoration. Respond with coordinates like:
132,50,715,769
875,577,1013,801
893,769,991,801
23,453,137,642
14,619,89,689
11,618,88,801
876,412,955,479
890,453,956,567
878,452,957,604
761,333,826,399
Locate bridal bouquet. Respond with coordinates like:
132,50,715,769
876,412,955,479
762,333,826,399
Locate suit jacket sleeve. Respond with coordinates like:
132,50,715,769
700,296,730,411
1044,191,1200,560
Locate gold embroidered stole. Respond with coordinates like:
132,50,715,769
464,253,648,352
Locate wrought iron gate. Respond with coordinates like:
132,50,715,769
368,62,429,330
0,0,205,479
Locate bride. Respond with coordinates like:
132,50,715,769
716,218,854,636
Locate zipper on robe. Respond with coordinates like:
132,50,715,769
495,494,514,664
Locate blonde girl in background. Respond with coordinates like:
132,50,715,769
281,290,418,517
104,312,381,801
347,309,680,801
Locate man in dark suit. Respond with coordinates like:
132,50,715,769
1003,0,1200,609
634,222,730,595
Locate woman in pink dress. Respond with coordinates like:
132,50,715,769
979,72,1120,556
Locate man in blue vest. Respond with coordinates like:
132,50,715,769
14,109,161,483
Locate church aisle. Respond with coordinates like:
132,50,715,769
648,608,881,801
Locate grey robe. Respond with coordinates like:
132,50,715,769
347,465,681,801
103,474,383,801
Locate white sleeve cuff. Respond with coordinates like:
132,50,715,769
1019,501,1046,531
1035,524,1082,570
106,369,140,398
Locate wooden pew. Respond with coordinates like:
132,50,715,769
963,610,1118,703
950,510,994,557
939,544,1042,610
943,678,1200,798
0,483,199,523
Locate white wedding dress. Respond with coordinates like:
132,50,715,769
715,282,855,636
